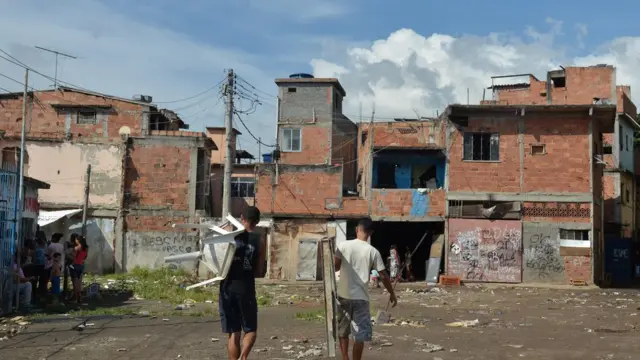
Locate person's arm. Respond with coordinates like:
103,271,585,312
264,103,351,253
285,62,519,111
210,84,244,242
333,245,342,271
254,236,266,277
373,251,397,307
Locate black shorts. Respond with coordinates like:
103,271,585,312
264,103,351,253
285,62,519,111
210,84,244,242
70,264,84,279
219,291,258,334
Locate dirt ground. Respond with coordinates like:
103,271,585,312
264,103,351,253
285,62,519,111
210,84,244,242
2,284,640,359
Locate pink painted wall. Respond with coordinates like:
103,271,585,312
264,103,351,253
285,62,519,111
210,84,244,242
447,219,523,283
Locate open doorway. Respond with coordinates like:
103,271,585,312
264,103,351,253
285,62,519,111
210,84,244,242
370,221,444,281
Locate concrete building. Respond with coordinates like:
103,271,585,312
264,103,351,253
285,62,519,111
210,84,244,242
0,87,215,273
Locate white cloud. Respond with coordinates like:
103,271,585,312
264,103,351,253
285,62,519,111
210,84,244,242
0,0,278,155
311,20,640,120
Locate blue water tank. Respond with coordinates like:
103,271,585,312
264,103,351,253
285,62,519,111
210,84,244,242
289,73,314,79
262,153,273,163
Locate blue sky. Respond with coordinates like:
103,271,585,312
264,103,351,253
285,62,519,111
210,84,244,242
1,0,639,154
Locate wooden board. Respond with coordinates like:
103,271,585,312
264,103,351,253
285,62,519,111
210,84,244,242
321,237,337,358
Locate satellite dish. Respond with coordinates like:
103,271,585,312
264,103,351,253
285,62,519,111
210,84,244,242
118,126,131,136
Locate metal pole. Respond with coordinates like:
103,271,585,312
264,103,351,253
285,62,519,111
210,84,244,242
221,69,234,219
81,164,91,237
14,68,28,309
258,137,261,164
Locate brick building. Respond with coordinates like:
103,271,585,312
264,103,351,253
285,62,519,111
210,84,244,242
484,65,639,285
0,87,215,273
255,72,618,286
485,65,639,240
444,104,613,285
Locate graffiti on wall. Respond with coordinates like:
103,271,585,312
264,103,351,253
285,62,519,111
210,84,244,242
523,233,564,280
127,232,199,270
448,219,522,283
130,234,197,254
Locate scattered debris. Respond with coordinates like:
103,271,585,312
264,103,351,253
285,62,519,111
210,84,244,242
446,319,479,328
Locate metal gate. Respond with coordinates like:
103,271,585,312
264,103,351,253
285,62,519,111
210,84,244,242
0,166,19,314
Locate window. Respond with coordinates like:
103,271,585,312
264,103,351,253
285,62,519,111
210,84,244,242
552,76,566,88
281,128,301,152
531,144,546,155
626,188,631,204
231,177,255,198
287,87,297,93
619,125,624,151
603,145,612,155
559,229,589,241
626,135,630,151
77,110,97,124
463,132,499,161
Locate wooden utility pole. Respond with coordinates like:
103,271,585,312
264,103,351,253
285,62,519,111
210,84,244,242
221,69,234,219
81,164,91,237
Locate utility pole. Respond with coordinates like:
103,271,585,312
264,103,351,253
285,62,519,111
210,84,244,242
81,164,91,237
258,137,261,164
34,46,77,89
14,69,28,310
221,69,234,219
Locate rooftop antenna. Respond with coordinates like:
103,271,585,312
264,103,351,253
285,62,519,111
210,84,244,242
34,46,77,89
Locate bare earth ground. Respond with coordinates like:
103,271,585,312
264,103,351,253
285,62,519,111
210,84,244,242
2,284,640,359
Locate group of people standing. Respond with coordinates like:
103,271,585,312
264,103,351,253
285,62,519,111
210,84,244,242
13,231,88,311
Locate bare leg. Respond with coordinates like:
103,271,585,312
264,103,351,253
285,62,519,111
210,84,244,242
239,331,257,360
227,332,241,360
352,341,364,360
339,337,350,360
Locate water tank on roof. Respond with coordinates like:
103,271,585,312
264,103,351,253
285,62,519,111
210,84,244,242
289,73,314,79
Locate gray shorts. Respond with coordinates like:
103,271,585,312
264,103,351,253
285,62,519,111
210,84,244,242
337,297,372,342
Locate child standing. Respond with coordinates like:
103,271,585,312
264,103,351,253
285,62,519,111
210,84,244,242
50,253,62,296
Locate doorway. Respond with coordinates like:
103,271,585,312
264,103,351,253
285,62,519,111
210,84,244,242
370,221,444,281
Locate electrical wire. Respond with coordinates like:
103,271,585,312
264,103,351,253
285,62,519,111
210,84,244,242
233,112,276,148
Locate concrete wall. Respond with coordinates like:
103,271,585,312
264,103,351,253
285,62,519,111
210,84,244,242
617,116,635,173
41,215,117,274
522,222,566,283
125,231,199,270
269,219,334,280
206,128,237,165
447,218,522,283
11,142,122,207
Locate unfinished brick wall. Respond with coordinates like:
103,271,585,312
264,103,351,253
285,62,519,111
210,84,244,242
125,143,192,211
364,120,446,148
564,255,592,283
371,189,444,218
522,202,591,224
255,164,367,217
279,125,331,164
448,116,520,192
331,118,358,190
495,66,617,106
523,116,591,193
0,90,146,141
125,215,190,231
617,86,636,116
449,114,597,194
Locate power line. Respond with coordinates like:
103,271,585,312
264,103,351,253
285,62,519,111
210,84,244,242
234,112,276,148
154,77,226,104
